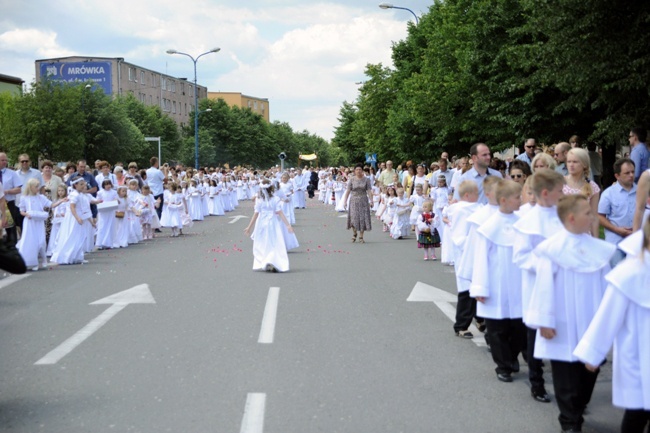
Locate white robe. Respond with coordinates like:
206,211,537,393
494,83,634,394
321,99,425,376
440,205,453,264
96,189,118,249
293,175,306,209
455,204,499,281
113,197,129,248
512,205,563,324
47,200,68,256
470,211,522,319
277,182,295,225
390,197,411,239
51,191,91,264
527,229,616,362
448,201,481,293
17,195,52,267
573,253,650,410
250,196,290,272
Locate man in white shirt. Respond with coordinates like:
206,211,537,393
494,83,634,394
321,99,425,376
455,143,503,204
146,157,168,227
431,158,453,187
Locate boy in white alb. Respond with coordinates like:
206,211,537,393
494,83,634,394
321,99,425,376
574,216,650,433
455,176,503,337
450,180,480,338
470,180,525,382
527,194,616,433
512,169,565,403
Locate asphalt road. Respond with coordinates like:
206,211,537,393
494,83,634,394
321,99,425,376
0,196,622,433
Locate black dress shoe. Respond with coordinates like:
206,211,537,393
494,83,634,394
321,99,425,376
511,360,520,373
531,387,551,403
497,373,513,383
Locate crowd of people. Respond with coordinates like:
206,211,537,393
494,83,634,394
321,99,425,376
1,127,649,432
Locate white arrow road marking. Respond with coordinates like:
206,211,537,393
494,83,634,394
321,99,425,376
407,281,486,347
258,287,279,344
229,215,249,224
240,393,266,433
0,274,30,291
338,214,347,218
35,284,155,365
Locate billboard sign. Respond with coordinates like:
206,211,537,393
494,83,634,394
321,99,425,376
40,61,112,94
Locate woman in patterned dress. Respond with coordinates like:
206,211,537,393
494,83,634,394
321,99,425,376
342,163,373,243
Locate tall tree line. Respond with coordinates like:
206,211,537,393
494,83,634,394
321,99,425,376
0,81,344,168
333,0,650,167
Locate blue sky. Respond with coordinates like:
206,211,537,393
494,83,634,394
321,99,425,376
0,0,426,141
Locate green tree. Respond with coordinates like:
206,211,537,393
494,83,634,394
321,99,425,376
117,94,182,166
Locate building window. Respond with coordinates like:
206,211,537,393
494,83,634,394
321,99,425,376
172,101,176,113
149,95,152,105
254,101,258,110
248,101,252,108
140,71,145,85
128,67,135,81
171,81,176,93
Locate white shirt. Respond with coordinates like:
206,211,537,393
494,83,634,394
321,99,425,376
470,211,523,319
146,166,165,196
527,229,616,361
0,168,22,201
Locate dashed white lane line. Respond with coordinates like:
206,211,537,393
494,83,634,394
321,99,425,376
240,393,266,433
258,287,280,344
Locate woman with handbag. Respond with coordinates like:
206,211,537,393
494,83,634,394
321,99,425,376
17,178,52,270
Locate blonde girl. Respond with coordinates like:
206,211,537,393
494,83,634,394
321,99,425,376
563,147,600,237
96,179,118,249
126,179,143,244
140,185,156,240
113,186,129,248
417,200,441,260
409,183,426,233
51,176,95,264
160,182,183,237
390,187,411,239
18,178,52,270
47,184,69,257
243,179,294,272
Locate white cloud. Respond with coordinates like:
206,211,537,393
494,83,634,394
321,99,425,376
0,28,73,58
0,0,411,141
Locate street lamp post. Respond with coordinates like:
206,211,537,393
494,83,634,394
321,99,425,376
166,47,220,169
378,3,419,25
81,83,91,160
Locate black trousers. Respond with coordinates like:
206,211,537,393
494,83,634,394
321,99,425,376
526,326,545,389
485,318,526,374
621,409,650,433
550,360,599,431
454,290,475,332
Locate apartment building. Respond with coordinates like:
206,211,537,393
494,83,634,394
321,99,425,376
208,92,270,122
35,56,208,126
